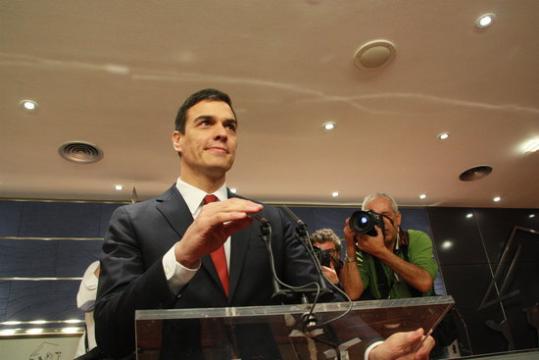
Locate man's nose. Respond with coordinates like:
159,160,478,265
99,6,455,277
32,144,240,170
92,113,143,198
213,122,228,140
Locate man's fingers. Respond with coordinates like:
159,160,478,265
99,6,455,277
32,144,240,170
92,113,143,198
222,216,253,236
414,336,435,360
204,198,263,214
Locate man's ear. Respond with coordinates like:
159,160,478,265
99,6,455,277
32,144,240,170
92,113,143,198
172,130,183,154
395,211,402,227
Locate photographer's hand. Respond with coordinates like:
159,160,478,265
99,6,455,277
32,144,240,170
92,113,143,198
357,225,389,258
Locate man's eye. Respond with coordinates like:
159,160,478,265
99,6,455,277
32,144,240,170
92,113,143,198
226,122,237,131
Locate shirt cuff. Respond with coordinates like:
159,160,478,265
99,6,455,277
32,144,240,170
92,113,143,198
162,245,200,294
364,340,384,360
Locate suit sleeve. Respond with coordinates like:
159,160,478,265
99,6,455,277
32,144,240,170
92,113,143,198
94,206,177,358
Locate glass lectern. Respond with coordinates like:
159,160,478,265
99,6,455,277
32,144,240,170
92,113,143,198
135,296,454,359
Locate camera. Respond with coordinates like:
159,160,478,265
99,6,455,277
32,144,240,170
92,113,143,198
312,246,333,267
349,210,385,237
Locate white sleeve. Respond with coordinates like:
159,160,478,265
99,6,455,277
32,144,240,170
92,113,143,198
162,244,201,294
364,340,384,360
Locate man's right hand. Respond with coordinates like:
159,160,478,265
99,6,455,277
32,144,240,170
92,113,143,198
174,198,263,268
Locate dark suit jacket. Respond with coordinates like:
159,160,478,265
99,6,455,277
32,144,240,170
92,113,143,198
94,185,323,358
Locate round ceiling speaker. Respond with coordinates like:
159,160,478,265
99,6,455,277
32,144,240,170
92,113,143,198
353,40,396,69
459,165,493,181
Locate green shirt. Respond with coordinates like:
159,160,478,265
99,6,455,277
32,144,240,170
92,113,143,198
356,229,438,299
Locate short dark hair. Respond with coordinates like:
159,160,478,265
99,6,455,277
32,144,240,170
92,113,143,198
175,88,235,133
310,228,342,253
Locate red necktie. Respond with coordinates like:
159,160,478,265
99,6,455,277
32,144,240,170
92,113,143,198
203,194,229,296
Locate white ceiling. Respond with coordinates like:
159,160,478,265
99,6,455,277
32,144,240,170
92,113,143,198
1,0,538,208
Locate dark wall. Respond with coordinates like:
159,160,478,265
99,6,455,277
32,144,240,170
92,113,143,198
427,207,538,354
0,200,121,322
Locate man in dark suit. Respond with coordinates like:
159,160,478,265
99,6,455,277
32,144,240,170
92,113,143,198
94,88,434,359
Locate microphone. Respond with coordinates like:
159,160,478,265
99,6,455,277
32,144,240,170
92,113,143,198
278,206,333,302
252,215,291,302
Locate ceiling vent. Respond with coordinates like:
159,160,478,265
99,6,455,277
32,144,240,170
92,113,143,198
459,165,492,181
58,141,103,164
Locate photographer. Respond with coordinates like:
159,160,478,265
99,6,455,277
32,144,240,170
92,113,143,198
340,193,438,300
310,228,343,286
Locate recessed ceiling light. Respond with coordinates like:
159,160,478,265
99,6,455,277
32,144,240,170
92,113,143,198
115,184,123,191
229,187,237,194
520,137,539,153
475,13,495,29
441,241,453,250
493,196,501,203
529,214,536,219
26,328,44,335
29,320,46,325
322,121,336,131
64,319,83,324
466,213,474,219
331,191,339,198
419,193,427,200
437,132,449,141
20,99,38,111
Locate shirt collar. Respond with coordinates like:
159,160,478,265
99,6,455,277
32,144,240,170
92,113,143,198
176,177,228,215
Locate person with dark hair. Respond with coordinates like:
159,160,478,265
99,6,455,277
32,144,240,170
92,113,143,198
94,89,435,359
310,228,343,285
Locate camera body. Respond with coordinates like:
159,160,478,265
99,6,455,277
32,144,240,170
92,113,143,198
312,246,333,267
349,210,385,237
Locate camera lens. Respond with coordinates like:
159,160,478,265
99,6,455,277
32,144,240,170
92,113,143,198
349,210,382,237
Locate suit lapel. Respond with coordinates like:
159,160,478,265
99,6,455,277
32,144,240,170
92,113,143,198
155,185,193,238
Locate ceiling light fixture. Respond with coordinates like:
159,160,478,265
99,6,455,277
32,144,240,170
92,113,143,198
493,196,501,203
26,328,43,335
466,213,474,219
331,191,339,198
20,99,38,111
115,184,123,191
353,39,396,70
441,241,453,250
475,13,495,29
438,132,449,141
322,121,336,131
529,214,536,219
419,193,427,200
521,137,539,153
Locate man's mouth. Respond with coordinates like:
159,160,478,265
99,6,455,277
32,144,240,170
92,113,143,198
206,146,229,154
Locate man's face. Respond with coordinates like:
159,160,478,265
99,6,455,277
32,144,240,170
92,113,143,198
364,197,402,245
172,100,238,181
